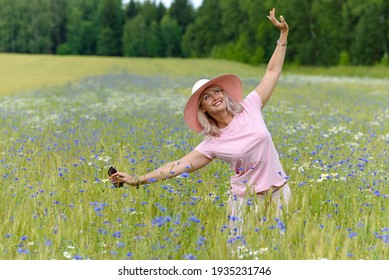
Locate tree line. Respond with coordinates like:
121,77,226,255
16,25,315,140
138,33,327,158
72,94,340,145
0,0,388,66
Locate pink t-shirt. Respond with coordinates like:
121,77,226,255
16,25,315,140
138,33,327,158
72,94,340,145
195,90,287,196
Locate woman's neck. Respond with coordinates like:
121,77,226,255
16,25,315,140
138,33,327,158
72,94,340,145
212,111,234,129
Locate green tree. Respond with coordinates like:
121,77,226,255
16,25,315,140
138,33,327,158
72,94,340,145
125,0,140,20
0,0,17,52
160,15,182,57
139,0,163,25
168,0,195,57
19,0,54,53
147,20,164,57
169,0,195,28
209,0,267,65
96,0,123,56
57,0,99,55
65,6,83,54
122,14,162,57
182,0,223,57
277,0,316,65
79,0,100,55
311,0,344,66
240,0,269,64
219,0,243,42
49,0,67,53
350,1,387,65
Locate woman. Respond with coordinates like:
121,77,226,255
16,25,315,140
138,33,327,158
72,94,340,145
110,8,290,232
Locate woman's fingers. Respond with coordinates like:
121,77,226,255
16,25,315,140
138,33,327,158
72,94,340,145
267,8,280,25
110,172,122,182
267,8,288,31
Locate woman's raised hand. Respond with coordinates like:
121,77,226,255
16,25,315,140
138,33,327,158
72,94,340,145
267,8,288,34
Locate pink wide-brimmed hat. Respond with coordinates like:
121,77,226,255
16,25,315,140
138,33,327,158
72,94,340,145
184,74,243,133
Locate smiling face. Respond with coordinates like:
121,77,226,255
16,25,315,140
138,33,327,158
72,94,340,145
199,86,227,115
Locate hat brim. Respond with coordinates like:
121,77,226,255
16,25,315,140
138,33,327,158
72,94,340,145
184,74,242,133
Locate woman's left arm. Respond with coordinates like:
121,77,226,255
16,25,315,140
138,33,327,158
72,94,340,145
255,8,289,108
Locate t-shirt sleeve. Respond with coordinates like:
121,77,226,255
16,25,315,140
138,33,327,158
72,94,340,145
194,139,216,160
242,90,262,111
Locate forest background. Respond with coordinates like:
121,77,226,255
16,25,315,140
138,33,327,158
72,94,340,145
0,0,388,67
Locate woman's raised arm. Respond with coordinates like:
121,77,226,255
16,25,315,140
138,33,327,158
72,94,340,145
255,8,289,108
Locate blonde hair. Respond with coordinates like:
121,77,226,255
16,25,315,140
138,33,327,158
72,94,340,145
197,86,243,137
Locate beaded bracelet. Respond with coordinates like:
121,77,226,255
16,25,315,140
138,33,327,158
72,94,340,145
277,39,287,47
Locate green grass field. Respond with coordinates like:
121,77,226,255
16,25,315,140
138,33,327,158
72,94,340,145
1,53,389,96
0,54,388,260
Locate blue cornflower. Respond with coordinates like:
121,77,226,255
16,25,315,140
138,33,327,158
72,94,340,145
188,216,200,223
17,247,30,255
73,255,83,260
21,235,28,241
197,236,206,246
277,221,286,232
112,231,121,238
183,253,196,260
228,215,238,222
180,172,190,178
348,232,357,238
126,252,133,259
135,223,145,227
152,216,165,227
376,234,389,243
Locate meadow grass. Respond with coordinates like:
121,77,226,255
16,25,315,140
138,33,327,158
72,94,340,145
0,53,261,97
0,55,388,260
1,53,389,96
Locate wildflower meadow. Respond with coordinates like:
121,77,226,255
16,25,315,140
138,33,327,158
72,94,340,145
0,58,388,261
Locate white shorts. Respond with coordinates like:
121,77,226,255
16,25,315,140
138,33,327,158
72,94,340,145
227,183,291,235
